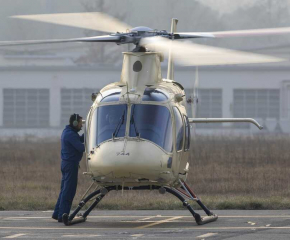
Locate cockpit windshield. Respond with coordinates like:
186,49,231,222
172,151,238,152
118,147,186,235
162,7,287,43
89,104,173,152
94,104,127,145
129,104,173,152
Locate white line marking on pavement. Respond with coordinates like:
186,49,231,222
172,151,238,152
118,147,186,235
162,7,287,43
2,215,290,219
247,221,256,226
3,234,26,239
3,219,27,221
196,233,218,238
137,217,155,221
136,217,182,229
3,226,290,230
266,224,271,227
4,217,47,219
62,235,101,238
131,234,144,237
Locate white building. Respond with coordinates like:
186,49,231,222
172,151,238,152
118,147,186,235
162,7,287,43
0,1,290,136
0,45,290,136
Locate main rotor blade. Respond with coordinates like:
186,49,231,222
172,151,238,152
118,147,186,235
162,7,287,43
0,35,120,47
11,12,132,33
175,27,290,39
141,37,286,66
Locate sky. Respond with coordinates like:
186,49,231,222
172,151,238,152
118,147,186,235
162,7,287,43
198,0,289,14
197,0,254,13
0,0,290,55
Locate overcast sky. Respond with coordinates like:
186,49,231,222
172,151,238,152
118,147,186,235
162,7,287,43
198,0,281,13
1,0,290,53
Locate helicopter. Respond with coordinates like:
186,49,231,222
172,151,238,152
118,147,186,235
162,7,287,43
1,12,290,226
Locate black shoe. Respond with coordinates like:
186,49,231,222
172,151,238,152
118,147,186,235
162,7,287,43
52,215,63,222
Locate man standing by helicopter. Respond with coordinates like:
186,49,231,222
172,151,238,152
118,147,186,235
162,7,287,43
52,113,85,222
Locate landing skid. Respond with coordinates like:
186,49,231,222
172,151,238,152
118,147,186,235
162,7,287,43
62,183,217,226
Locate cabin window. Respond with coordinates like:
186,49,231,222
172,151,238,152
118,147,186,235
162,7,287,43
129,104,173,152
94,104,127,145
142,88,168,102
173,107,184,151
100,89,122,103
184,115,190,151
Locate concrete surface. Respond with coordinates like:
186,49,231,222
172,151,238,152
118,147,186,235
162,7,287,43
1,210,290,239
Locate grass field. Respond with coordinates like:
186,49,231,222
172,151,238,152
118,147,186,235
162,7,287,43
1,134,290,211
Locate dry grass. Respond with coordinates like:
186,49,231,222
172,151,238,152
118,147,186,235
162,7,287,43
1,134,290,211
188,134,290,197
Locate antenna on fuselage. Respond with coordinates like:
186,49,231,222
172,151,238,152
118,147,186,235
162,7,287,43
167,18,178,80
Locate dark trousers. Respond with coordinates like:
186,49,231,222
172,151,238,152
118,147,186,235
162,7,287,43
53,161,79,220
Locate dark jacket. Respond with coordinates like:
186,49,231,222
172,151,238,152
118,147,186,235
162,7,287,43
61,125,85,163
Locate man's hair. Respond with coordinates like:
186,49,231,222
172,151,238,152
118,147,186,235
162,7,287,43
69,113,82,127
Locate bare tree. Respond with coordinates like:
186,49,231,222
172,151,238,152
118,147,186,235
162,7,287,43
75,0,127,66
219,0,290,49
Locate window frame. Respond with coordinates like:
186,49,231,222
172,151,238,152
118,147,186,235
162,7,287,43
183,115,190,152
173,106,184,152
128,103,173,153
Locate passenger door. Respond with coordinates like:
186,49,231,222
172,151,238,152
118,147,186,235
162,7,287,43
172,107,184,174
179,115,190,174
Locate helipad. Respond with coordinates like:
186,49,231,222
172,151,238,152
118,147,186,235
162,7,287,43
1,210,290,239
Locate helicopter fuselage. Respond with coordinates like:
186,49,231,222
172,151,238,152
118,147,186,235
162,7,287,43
84,52,190,187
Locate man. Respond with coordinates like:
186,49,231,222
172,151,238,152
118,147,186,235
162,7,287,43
52,113,85,222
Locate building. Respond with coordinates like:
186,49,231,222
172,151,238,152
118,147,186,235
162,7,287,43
0,44,289,137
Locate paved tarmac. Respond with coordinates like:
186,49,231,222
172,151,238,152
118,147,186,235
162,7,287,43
0,210,290,239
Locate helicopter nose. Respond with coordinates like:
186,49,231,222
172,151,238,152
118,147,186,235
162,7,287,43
88,139,171,179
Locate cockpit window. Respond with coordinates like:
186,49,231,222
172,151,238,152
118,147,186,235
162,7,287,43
129,104,173,152
184,115,190,151
100,89,121,102
95,104,127,145
142,88,168,102
173,107,184,151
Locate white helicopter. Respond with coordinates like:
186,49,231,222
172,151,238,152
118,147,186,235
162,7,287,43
1,12,290,226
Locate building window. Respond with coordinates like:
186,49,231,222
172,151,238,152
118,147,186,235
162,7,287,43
185,89,222,128
61,88,97,127
233,89,280,128
3,88,50,128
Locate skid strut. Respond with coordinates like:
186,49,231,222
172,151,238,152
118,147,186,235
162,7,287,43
177,180,218,225
62,187,113,226
62,184,217,226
